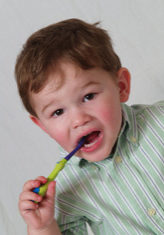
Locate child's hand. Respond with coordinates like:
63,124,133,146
19,176,56,231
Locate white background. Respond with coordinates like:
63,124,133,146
0,0,164,234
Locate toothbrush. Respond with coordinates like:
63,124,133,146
33,136,86,197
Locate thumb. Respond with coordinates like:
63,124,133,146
45,181,56,205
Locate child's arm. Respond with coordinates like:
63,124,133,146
19,176,61,235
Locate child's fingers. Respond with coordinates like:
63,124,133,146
36,176,47,184
19,200,39,213
19,200,41,228
23,180,40,192
19,191,42,203
23,176,47,192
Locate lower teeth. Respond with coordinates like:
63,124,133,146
84,138,99,147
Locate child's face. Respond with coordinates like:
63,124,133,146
30,61,130,162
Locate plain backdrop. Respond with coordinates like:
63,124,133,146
0,0,164,234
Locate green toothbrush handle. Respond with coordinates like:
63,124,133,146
33,159,67,197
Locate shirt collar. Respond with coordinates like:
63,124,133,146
121,103,139,146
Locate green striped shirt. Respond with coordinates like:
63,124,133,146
55,101,164,235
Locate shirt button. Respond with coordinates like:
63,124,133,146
131,136,137,143
115,156,122,164
147,208,156,216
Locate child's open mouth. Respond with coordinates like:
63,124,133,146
84,131,100,147
79,131,102,152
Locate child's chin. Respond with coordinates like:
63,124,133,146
81,153,106,162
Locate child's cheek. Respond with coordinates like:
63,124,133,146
49,130,67,147
96,104,121,128
56,135,67,147
97,106,114,123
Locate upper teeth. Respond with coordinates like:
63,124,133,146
84,138,99,147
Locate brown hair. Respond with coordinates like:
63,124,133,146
15,18,121,116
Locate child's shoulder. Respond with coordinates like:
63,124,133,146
131,100,164,121
122,101,164,135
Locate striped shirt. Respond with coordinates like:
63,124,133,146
55,101,164,235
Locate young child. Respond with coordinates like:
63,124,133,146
16,19,164,235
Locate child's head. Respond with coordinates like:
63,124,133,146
15,18,121,117
15,18,130,162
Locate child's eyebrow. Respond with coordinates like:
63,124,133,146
81,81,99,88
41,99,57,114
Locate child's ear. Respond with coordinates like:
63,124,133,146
30,115,48,134
117,67,131,102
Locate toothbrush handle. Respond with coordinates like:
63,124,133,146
33,159,67,197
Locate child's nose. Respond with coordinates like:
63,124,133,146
71,108,91,129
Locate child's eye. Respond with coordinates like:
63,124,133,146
83,93,96,102
52,109,64,117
